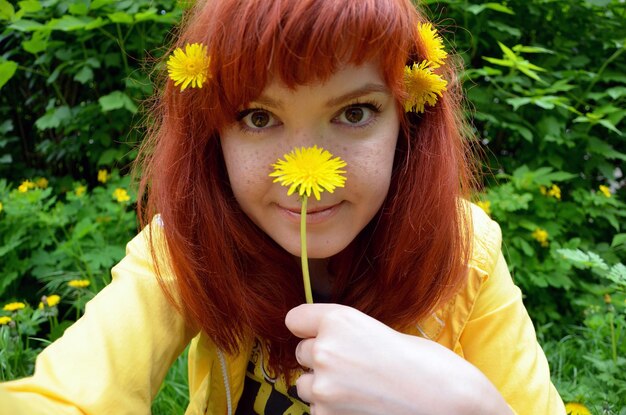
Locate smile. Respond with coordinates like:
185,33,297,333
277,201,344,225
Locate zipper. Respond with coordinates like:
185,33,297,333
217,349,233,415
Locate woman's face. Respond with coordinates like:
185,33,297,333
220,61,400,258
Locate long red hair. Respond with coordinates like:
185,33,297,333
137,0,474,376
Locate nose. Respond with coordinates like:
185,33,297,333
285,125,332,151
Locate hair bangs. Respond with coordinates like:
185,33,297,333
189,0,417,124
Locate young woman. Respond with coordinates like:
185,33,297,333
1,0,565,413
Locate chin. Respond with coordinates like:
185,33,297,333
278,238,351,259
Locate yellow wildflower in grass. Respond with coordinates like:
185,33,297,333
417,22,448,67
97,169,109,184
599,185,611,198
18,180,36,193
565,402,591,415
270,146,347,303
38,294,61,309
68,279,91,289
403,61,448,113
3,302,26,312
75,185,87,197
548,184,561,200
476,200,491,216
0,316,12,325
36,177,49,189
167,43,211,91
541,185,562,199
532,228,549,247
0,201,3,213
112,188,130,203
269,146,347,201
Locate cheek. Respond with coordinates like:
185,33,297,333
221,142,274,197
345,133,398,198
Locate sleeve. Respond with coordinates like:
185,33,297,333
0,223,197,415
459,213,566,415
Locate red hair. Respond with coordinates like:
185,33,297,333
137,0,474,377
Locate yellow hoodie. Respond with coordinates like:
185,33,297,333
0,205,565,414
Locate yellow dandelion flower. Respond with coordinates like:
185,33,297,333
476,200,491,215
112,188,130,203
532,228,549,247
270,146,348,304
68,279,91,289
167,43,211,91
97,169,109,184
75,185,87,197
0,316,12,325
3,302,26,312
18,180,36,193
565,402,591,415
598,185,611,198
269,146,347,201
0,201,3,213
38,294,61,309
403,61,448,113
36,177,49,189
417,22,448,68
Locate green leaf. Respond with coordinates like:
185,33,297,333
98,91,138,113
34,105,71,130
9,19,44,31
498,42,519,62
134,8,158,22
90,0,114,9
512,45,554,54
466,3,515,15
68,2,88,15
18,0,42,13
606,86,626,100
611,233,626,251
107,11,133,24
72,218,96,240
556,248,609,270
487,21,521,38
483,57,513,67
607,263,626,287
0,0,15,20
506,97,532,110
22,30,49,54
0,60,18,90
598,119,623,136
47,15,93,31
84,17,106,30
587,137,626,161
73,65,93,84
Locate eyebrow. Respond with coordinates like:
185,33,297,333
253,83,391,110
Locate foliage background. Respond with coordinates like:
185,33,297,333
1,0,625,413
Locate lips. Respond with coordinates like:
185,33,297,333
277,201,343,224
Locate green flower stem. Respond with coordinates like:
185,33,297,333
300,195,313,304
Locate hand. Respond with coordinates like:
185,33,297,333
285,303,513,415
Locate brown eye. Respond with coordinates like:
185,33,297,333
238,109,279,130
250,111,270,128
344,107,364,124
333,103,380,127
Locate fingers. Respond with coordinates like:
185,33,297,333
295,371,314,404
295,338,315,368
285,303,346,338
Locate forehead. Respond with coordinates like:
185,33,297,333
259,62,388,101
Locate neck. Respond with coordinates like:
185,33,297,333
307,258,333,300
